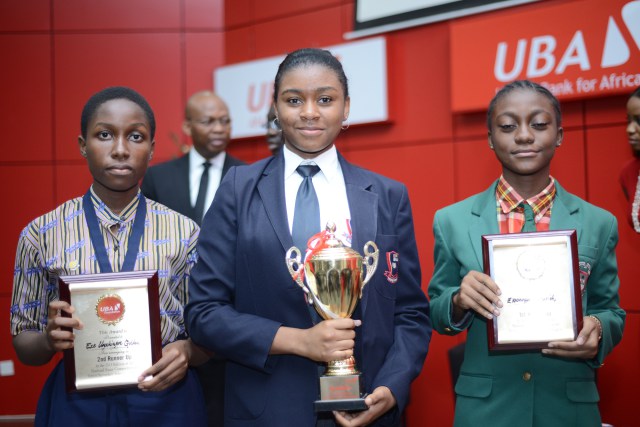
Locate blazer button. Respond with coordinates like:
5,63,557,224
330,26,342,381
444,327,452,332
522,371,532,381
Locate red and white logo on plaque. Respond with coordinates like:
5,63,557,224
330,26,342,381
95,294,125,325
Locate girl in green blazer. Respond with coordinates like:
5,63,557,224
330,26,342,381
428,80,625,427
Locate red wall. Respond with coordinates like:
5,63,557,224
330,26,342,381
1,1,637,425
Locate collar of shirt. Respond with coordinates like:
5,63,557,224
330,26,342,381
189,147,226,208
496,175,557,220
189,146,226,172
88,185,141,229
283,144,339,182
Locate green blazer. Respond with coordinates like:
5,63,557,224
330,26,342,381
428,180,625,427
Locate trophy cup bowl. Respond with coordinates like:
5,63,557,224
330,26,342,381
286,223,379,411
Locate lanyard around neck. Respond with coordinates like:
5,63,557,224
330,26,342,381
82,191,147,273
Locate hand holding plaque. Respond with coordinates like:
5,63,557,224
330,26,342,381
286,223,378,412
58,270,162,392
482,230,583,351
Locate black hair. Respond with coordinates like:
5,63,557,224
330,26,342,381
487,80,562,130
273,48,349,103
81,86,156,140
629,86,640,99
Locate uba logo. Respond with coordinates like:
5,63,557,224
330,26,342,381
96,294,125,325
494,0,640,82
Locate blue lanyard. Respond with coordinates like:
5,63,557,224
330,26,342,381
82,191,147,273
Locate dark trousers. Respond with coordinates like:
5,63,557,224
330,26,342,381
195,358,226,427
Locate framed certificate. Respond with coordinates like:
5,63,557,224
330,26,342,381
482,230,583,351
58,270,162,392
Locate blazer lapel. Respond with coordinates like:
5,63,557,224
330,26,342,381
221,154,233,178
549,182,581,233
469,182,500,269
339,154,378,317
257,152,293,253
468,181,581,270
177,155,195,217
339,155,378,257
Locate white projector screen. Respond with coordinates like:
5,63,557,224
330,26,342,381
350,0,539,38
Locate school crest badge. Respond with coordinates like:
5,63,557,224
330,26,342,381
578,261,591,295
384,251,399,284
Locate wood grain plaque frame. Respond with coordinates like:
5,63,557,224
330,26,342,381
482,230,583,351
58,270,161,392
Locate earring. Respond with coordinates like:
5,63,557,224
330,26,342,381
268,117,280,131
341,119,349,131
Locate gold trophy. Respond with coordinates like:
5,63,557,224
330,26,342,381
286,223,379,412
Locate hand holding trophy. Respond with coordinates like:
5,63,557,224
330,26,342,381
286,222,379,412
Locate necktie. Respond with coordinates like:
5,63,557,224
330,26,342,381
521,202,537,232
292,164,321,251
194,161,211,225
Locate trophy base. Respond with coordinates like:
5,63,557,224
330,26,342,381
316,374,368,412
314,397,368,413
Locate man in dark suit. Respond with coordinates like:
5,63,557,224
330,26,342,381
141,91,245,427
141,90,245,225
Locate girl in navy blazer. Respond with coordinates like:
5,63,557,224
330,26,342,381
186,48,431,427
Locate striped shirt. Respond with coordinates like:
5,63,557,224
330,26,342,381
10,187,199,345
495,175,557,234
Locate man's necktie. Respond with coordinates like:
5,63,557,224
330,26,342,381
194,161,211,225
292,164,321,251
521,202,537,232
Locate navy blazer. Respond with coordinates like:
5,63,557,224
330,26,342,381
185,150,431,426
141,152,245,223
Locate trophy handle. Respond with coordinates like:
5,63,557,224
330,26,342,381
361,241,379,295
286,247,312,302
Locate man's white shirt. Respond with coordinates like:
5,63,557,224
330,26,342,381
189,148,226,215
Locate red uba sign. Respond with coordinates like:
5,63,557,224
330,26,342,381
451,0,640,112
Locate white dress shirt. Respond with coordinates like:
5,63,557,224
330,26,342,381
189,148,226,215
283,145,352,247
